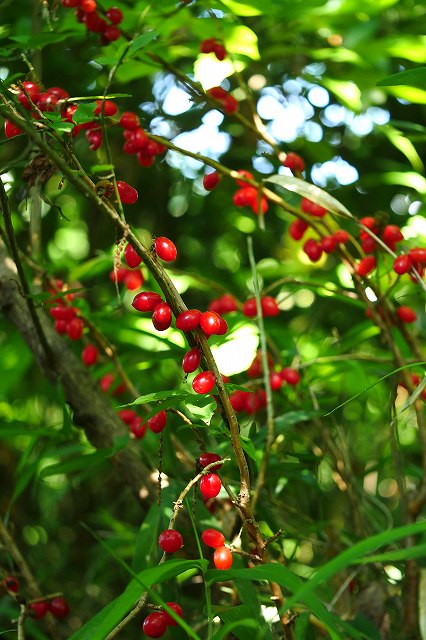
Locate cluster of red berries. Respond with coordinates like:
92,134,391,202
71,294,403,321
1,575,69,621
142,603,184,638
46,279,85,341
61,1,124,45
200,38,227,61
118,408,168,440
119,111,166,167
232,170,268,215
207,86,239,114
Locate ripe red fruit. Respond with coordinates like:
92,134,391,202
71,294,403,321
359,216,377,230
100,373,125,396
397,306,417,323
356,256,376,277
200,311,221,336
382,224,403,244
82,344,98,366
3,576,20,592
93,100,117,117
49,597,69,619
103,25,121,42
270,371,283,391
67,317,84,340
54,319,68,335
301,198,327,217
261,296,280,317
334,229,350,244
45,86,69,100
123,269,143,290
216,316,228,335
409,248,426,264
280,367,301,385
192,371,216,394
152,303,172,331
86,128,102,151
132,291,163,312
200,473,222,498
162,602,183,626
36,92,58,112
289,219,309,241
242,298,257,317
142,612,168,638
61,0,80,5
236,170,254,187
303,239,323,262
283,152,305,173
393,255,411,275
182,348,201,374
154,237,177,262
200,38,216,53
176,309,201,331
130,417,147,439
49,306,76,321
18,81,40,109
203,171,221,190
4,119,22,138
199,452,222,471
202,529,225,548
124,243,142,269
116,180,138,205
148,410,167,433
105,6,123,23
158,529,183,553
118,409,138,424
120,111,140,130
29,601,49,619
213,545,233,570
361,235,376,254
213,43,227,61
320,235,337,254
81,0,97,11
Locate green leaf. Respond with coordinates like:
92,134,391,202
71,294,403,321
264,175,354,219
40,436,129,478
72,102,98,124
283,520,426,612
68,559,207,640
213,605,260,639
377,67,426,88
358,542,426,564
126,31,159,59
132,503,163,572
10,32,79,49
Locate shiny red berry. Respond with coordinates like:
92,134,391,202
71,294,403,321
29,601,49,619
261,296,279,317
120,111,139,130
202,528,225,548
182,348,201,374
199,452,222,471
158,529,183,553
283,152,305,173
103,25,121,42
200,311,221,336
176,309,201,331
162,602,183,626
4,119,22,138
213,546,233,570
289,219,309,241
67,317,84,340
393,255,411,275
148,410,167,433
117,180,138,205
242,298,257,317
280,367,300,385
200,473,221,498
203,172,221,190
303,239,323,262
142,612,167,638
105,6,123,23
123,243,142,268
356,256,376,277
49,597,69,619
154,237,177,262
132,291,163,312
397,306,417,323
192,371,215,394
123,269,143,290
130,417,147,439
82,344,98,366
3,576,20,593
270,371,283,391
409,248,426,264
152,303,172,331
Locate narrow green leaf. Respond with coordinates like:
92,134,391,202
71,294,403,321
126,31,159,59
40,436,129,478
357,543,426,564
377,67,426,88
72,102,98,124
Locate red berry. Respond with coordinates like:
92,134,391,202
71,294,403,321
118,409,138,425
409,248,426,264
320,235,337,254
162,602,183,626
359,216,378,231
49,597,69,619
199,452,222,471
117,180,138,205
261,296,279,317
270,371,283,391
67,317,84,340
132,292,163,312
213,546,233,570
283,152,305,173
218,294,238,314
202,529,225,548
105,6,123,23
356,256,376,277
334,229,350,244
200,473,221,498
81,0,97,10
18,81,40,109
82,344,98,366
192,371,216,394
142,612,167,638
176,309,201,331
36,92,58,112
61,0,80,5
94,99,117,117
49,306,76,321
397,306,417,323
280,367,301,385
203,171,221,191
103,25,121,42
382,224,403,244
123,269,143,290
29,601,49,619
216,316,228,335
213,43,227,61
200,311,221,336
85,12,107,32
152,303,172,331
158,529,183,553
361,235,376,254
3,576,20,593
130,417,147,439
154,237,177,262
393,255,411,275
54,319,68,335
233,186,257,207
4,119,22,138
120,111,140,130
182,348,201,374
303,239,323,262
86,128,102,151
124,243,142,269
242,298,257,317
200,38,216,53
148,410,167,433
46,86,69,100
289,219,309,241
301,198,326,217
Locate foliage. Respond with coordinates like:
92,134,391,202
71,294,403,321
0,0,425,639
